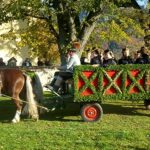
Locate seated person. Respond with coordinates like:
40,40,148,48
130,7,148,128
0,57,6,66
45,58,51,66
80,56,87,65
80,49,91,65
22,58,32,67
118,48,133,64
90,49,102,65
103,49,117,67
46,48,81,92
7,57,17,67
37,58,44,66
140,46,150,64
134,50,149,64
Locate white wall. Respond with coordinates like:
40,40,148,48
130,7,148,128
0,20,37,66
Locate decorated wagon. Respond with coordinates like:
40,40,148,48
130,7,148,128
58,64,150,122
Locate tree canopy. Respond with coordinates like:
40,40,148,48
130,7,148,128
0,0,149,63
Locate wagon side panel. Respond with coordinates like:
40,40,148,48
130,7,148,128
73,65,150,102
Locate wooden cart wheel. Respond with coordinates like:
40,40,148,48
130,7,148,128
80,103,103,122
144,100,150,110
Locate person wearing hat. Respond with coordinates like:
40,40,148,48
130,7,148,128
7,57,17,67
45,48,81,92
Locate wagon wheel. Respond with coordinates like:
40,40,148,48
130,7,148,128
80,103,103,122
144,100,150,110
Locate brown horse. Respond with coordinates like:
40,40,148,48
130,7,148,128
0,68,43,123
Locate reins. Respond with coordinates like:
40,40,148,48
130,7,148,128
0,93,50,112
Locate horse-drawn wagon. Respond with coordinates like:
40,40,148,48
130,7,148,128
1,65,150,123
52,64,150,122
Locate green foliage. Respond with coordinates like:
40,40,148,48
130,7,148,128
88,8,145,49
99,20,130,42
73,65,150,102
17,20,60,63
0,0,149,62
25,71,36,78
1,19,60,63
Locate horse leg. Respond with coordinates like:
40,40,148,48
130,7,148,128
12,94,22,123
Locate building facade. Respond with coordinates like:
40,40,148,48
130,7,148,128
0,20,37,66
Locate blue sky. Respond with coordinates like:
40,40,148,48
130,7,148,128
135,0,149,9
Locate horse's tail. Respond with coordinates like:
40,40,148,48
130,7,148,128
32,73,43,103
22,75,39,120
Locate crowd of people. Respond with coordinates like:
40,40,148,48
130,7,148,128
1,45,149,94
0,57,51,67
45,45,149,93
1,46,148,68
81,46,150,66
0,57,33,67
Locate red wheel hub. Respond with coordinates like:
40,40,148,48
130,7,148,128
84,106,100,121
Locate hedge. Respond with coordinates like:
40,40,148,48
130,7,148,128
73,64,150,102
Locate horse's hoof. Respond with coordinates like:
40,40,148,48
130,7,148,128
35,118,39,122
12,118,20,123
32,115,39,122
33,118,39,122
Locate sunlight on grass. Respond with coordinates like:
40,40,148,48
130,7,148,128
0,96,149,150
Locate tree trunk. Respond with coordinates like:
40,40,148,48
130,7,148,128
78,22,97,56
57,14,70,65
57,22,97,64
144,10,150,49
56,9,99,64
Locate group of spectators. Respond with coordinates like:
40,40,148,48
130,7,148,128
0,57,32,67
0,46,149,68
37,58,51,66
0,57,52,67
81,46,150,67
42,45,150,94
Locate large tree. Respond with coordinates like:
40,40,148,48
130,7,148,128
0,0,148,62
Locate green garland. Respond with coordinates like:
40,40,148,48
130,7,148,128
102,69,123,95
26,71,36,79
73,64,150,102
145,70,150,92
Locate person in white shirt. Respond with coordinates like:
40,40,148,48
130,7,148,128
46,48,81,92
59,49,80,71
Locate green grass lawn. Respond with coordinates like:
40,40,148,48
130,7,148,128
0,95,150,150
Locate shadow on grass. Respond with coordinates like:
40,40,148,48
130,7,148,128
0,99,16,123
39,100,150,122
40,102,82,122
0,99,82,123
102,103,150,117
0,98,149,123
